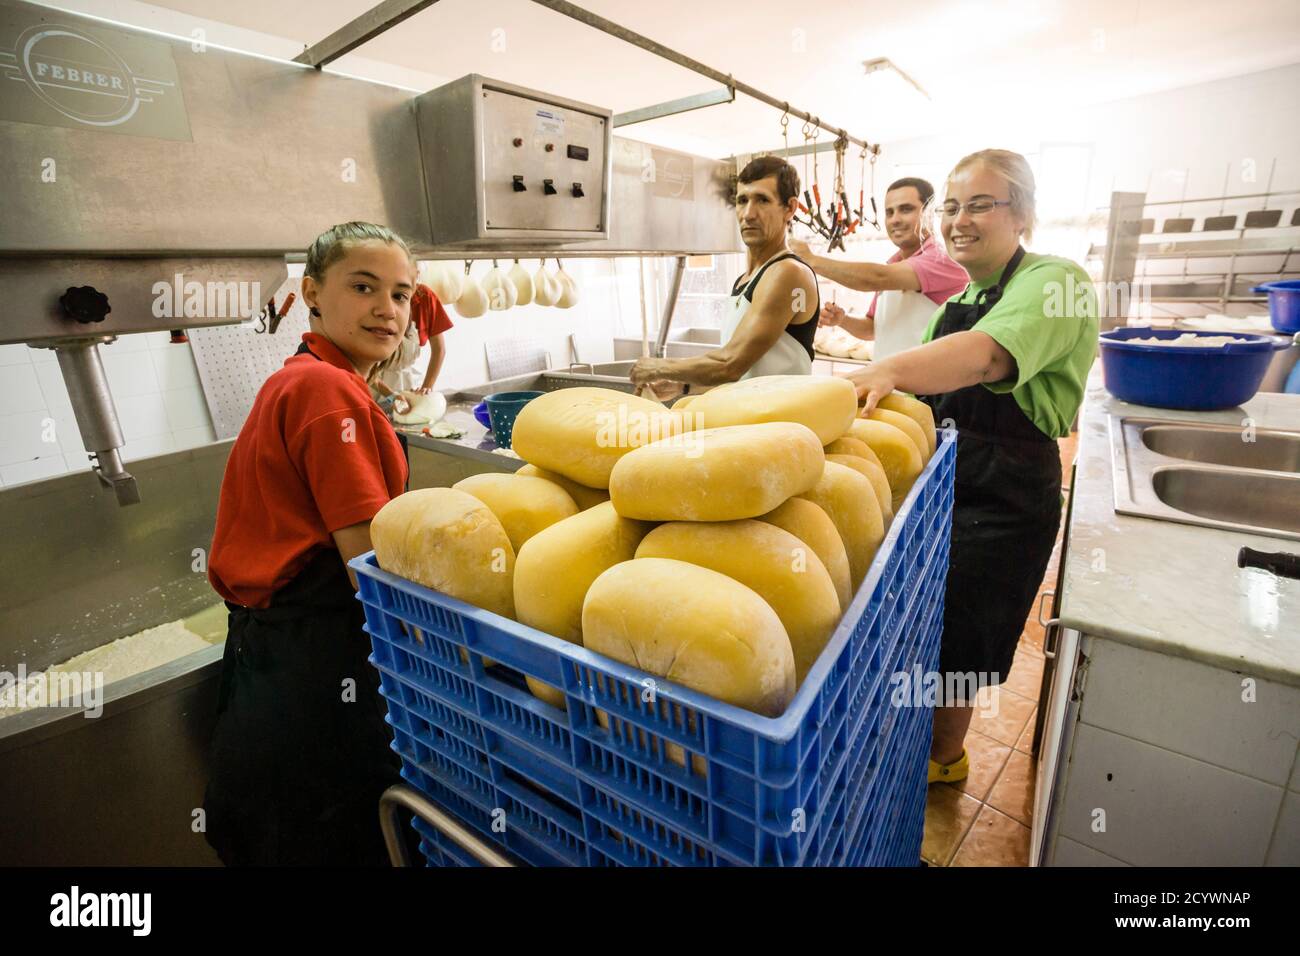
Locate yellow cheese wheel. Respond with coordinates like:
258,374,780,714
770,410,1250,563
515,463,610,510
826,436,888,481
877,392,937,457
797,461,885,592
672,394,698,411
510,387,682,489
609,422,823,522
684,374,857,444
866,408,929,463
848,418,924,513
582,557,796,717
371,488,515,619
635,520,841,684
824,435,872,462
452,473,578,553
826,454,893,529
757,498,852,613
514,501,653,708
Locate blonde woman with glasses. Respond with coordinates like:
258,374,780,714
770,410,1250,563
843,149,1099,787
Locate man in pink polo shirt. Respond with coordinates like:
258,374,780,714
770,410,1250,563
791,177,968,361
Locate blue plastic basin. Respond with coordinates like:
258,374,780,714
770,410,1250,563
485,390,543,448
1252,280,1300,333
1099,327,1286,410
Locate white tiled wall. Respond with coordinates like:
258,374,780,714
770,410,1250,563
0,332,216,489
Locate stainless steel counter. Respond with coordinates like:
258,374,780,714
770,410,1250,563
0,442,234,865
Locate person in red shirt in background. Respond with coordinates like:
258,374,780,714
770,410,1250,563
410,282,453,393
204,221,414,866
369,281,455,474
370,281,453,400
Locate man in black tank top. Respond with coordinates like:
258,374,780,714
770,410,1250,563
630,156,820,397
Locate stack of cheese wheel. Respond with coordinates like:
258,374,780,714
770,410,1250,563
369,381,937,747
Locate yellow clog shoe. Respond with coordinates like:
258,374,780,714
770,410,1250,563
927,749,969,784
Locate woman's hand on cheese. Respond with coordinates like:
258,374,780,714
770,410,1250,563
842,362,896,415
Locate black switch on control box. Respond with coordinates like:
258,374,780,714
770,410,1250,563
512,175,526,192
571,182,585,198
543,179,557,195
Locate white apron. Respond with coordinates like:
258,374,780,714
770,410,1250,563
871,288,942,362
722,252,815,379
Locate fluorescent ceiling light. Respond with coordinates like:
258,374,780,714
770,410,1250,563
862,58,931,101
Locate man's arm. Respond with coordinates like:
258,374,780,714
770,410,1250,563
630,260,816,387
789,238,922,294
418,334,446,392
332,521,374,590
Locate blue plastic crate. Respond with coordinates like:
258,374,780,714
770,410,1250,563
355,431,957,867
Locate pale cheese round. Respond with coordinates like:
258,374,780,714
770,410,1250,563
826,454,894,529
582,558,796,717
684,374,858,444
877,392,937,457
514,501,653,707
797,460,885,592
757,497,853,613
636,519,841,685
371,488,515,619
608,421,824,521
511,387,682,489
848,418,924,513
451,473,578,553
515,463,610,510
867,408,929,464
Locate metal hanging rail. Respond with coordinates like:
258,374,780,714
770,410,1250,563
293,0,442,67
293,0,879,155
530,0,878,155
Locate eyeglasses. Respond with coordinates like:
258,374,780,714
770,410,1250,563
939,198,1012,217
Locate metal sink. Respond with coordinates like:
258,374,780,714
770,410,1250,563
1142,423,1300,473
1151,467,1300,534
1111,416,1300,541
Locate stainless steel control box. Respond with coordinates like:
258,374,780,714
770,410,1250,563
415,75,612,246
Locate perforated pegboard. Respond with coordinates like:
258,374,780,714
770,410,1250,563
189,286,311,440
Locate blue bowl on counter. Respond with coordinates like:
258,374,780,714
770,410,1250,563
484,390,543,448
1099,328,1287,410
471,400,492,430
1252,280,1300,333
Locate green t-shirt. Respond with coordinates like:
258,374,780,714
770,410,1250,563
922,251,1098,439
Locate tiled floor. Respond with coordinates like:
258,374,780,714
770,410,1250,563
921,432,1078,867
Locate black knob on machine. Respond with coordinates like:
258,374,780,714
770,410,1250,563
543,179,557,196
512,175,526,192
60,286,111,324
571,182,585,198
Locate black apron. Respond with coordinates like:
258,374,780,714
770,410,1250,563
921,248,1062,691
204,345,402,866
